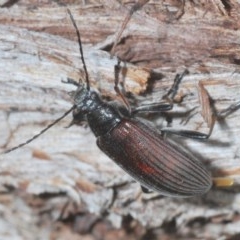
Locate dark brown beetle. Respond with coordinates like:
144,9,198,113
5,9,221,197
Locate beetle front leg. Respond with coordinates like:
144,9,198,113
114,59,132,113
110,0,150,57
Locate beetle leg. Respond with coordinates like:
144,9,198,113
110,0,150,57
161,100,240,140
160,76,240,140
161,128,213,140
215,100,240,118
141,185,153,193
132,70,188,114
163,69,189,101
67,108,88,128
114,59,132,114
132,102,173,114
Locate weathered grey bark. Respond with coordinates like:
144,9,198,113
0,0,240,239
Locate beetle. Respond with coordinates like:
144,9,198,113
5,9,222,197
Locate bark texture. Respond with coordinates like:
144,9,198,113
0,0,240,239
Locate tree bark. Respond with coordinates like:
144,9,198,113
0,1,240,239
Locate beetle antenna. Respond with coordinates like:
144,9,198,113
4,10,89,153
67,8,90,90
4,106,75,154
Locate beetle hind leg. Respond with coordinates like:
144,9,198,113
161,85,240,141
